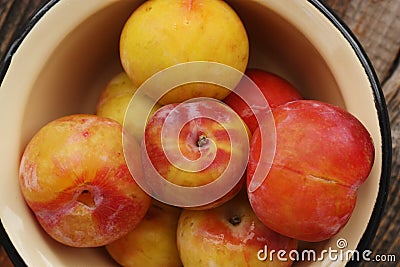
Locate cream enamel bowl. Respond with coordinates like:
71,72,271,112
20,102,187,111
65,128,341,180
0,0,391,266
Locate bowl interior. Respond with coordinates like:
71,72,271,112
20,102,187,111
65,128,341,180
0,0,383,266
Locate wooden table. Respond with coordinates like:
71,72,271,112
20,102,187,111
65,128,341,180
0,1,399,266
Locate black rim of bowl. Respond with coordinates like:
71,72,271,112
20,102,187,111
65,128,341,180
0,1,391,266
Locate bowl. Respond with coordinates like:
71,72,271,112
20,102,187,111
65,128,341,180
0,0,391,266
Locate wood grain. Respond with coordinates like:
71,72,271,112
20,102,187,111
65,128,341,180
324,1,400,265
0,0,47,59
1,0,399,266
0,246,13,267
325,0,400,82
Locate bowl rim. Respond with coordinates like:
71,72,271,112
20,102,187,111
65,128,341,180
0,0,391,266
308,1,391,265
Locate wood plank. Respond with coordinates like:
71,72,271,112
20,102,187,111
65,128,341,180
0,0,46,60
325,0,400,265
369,62,400,266
324,0,400,82
0,246,13,267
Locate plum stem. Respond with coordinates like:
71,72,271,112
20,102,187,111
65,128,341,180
197,135,208,147
229,215,241,226
77,189,95,208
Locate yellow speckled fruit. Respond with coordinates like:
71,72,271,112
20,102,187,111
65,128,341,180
96,72,160,140
177,192,297,266
120,0,249,104
19,114,151,247
106,203,182,267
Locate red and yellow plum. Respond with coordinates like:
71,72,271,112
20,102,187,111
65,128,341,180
247,100,375,242
19,114,151,247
